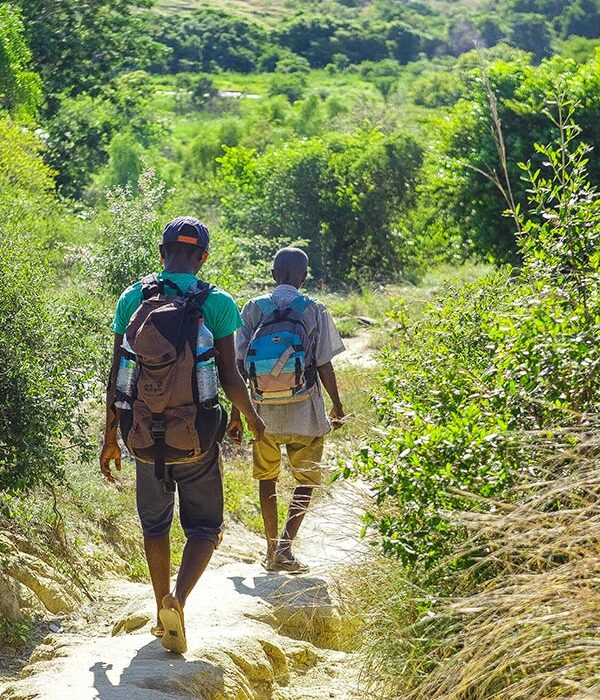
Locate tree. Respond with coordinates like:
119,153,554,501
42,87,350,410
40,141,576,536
413,54,600,262
0,116,100,494
151,9,268,74
14,0,163,102
509,13,553,62
0,3,41,120
559,0,600,39
269,74,306,103
217,129,423,284
190,76,218,109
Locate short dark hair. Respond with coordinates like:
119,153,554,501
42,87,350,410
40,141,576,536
273,247,309,277
162,241,206,259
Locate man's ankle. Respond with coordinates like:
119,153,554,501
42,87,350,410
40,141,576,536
275,545,292,560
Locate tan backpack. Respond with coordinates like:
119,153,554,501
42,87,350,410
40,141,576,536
119,274,225,491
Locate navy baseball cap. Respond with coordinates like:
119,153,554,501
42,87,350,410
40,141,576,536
162,216,210,250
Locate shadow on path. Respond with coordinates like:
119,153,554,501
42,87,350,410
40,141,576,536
229,574,332,610
90,639,225,699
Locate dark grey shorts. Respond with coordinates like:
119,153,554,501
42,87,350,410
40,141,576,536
135,444,223,544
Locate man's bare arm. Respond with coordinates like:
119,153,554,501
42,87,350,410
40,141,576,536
317,361,345,427
99,333,123,481
215,334,264,441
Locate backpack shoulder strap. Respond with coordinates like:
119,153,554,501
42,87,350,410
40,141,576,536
289,294,315,315
255,295,278,317
187,280,214,311
140,273,183,300
140,273,160,300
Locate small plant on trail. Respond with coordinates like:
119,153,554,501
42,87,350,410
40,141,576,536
0,615,33,649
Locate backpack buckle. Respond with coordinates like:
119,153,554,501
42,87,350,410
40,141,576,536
150,415,166,439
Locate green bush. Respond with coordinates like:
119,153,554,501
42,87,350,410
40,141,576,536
217,128,423,285
414,52,600,263
0,229,102,494
97,167,167,297
268,73,306,102
352,103,600,566
0,3,42,120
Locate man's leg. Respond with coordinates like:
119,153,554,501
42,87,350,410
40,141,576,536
275,435,324,564
277,485,313,560
144,535,171,628
259,479,279,560
164,446,224,617
136,461,175,630
253,434,283,562
163,539,215,621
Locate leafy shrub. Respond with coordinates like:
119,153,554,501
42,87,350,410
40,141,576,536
97,167,167,297
352,103,600,566
0,613,33,647
351,437,600,699
216,128,423,285
268,73,306,103
0,3,42,120
152,9,269,74
15,0,164,99
0,229,102,494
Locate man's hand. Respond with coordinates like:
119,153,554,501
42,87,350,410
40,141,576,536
246,412,266,442
226,415,244,444
100,441,122,483
329,403,345,430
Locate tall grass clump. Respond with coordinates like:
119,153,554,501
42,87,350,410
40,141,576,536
349,96,600,697
353,430,600,698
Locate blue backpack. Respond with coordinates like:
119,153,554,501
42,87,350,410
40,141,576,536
244,295,317,404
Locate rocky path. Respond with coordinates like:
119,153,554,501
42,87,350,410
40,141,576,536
0,480,368,700
0,340,374,700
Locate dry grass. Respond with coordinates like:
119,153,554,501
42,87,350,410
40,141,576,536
349,429,600,699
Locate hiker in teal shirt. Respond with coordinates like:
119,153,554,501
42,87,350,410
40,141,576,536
112,273,242,340
100,216,264,654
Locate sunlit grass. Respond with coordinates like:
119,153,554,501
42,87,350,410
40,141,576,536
346,430,600,699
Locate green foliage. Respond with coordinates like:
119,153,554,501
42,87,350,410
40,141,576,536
190,75,218,108
0,2,41,120
353,105,600,566
97,167,167,297
0,229,101,494
0,114,54,194
509,13,553,62
414,52,600,263
15,0,165,101
410,69,467,108
0,614,32,647
45,73,164,199
268,73,306,102
558,0,600,39
556,35,600,62
152,9,269,74
44,93,118,199
99,131,144,192
217,129,423,284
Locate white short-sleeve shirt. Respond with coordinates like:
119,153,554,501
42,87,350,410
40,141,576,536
236,284,345,437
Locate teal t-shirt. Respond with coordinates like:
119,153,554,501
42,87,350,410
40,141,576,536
112,272,242,340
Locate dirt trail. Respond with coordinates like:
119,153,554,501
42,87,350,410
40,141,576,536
0,485,368,700
0,340,374,700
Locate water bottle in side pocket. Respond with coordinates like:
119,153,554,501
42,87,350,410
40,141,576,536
196,320,218,403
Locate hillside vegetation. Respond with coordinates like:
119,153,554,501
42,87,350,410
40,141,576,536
1,0,599,695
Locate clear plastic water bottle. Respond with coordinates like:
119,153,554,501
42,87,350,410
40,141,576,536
115,335,138,410
196,321,218,403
